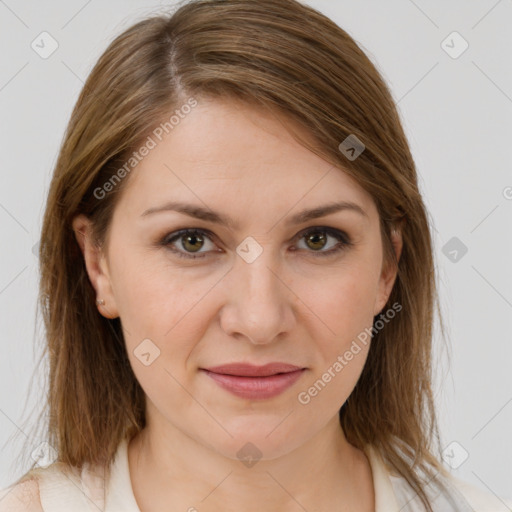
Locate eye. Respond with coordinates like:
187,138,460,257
161,226,352,260
162,229,218,259
293,226,352,257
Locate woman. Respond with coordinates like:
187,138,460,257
1,0,509,510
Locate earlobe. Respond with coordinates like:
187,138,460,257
71,214,120,319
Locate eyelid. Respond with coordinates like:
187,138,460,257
293,225,350,243
161,225,352,260
161,228,219,259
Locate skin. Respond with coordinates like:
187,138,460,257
73,97,402,512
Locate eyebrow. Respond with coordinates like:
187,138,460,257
140,200,368,229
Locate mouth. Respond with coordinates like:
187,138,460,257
202,362,305,377
200,363,306,400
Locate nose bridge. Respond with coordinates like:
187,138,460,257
222,241,293,343
241,251,280,302
235,234,281,295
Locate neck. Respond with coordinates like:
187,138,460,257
128,414,374,512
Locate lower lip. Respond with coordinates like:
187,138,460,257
201,369,306,400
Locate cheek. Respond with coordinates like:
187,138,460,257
118,266,211,410
110,245,209,333
294,271,376,412
111,253,221,386
297,261,379,352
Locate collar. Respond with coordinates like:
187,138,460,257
104,438,141,511
362,444,401,511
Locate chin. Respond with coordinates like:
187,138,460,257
206,421,305,462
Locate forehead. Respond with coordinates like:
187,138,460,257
116,98,377,225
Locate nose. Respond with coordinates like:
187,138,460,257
219,247,296,345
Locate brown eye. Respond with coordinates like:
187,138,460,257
162,226,352,261
181,232,205,252
295,227,352,257
163,229,217,259
304,231,328,251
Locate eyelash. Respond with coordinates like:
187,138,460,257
160,226,352,260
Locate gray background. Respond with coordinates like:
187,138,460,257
1,0,511,504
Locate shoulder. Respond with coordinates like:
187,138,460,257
385,461,512,512
0,478,44,512
448,474,512,511
0,460,102,512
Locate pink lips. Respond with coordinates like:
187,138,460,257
201,363,306,399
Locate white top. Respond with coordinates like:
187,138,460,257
1,439,511,511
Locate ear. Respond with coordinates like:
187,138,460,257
72,214,119,319
373,227,403,316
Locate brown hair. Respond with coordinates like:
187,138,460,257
14,0,451,509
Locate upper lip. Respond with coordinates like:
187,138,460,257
202,363,304,377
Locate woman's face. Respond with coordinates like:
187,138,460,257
74,98,401,461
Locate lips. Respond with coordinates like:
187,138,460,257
200,362,306,400
203,362,304,377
